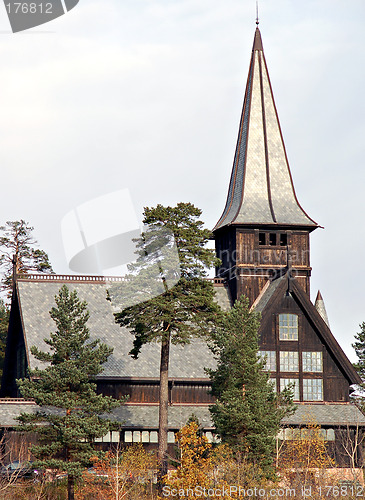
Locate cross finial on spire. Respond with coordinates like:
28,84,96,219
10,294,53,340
256,1,259,26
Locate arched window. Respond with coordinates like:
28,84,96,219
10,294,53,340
279,313,298,340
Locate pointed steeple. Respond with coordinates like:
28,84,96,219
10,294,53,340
315,290,330,328
214,27,318,231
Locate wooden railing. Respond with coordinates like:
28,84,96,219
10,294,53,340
17,274,128,283
17,274,227,285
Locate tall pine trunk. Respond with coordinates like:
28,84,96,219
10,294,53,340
157,330,170,491
68,474,74,500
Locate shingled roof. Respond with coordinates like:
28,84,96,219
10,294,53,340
282,403,365,427
14,276,232,380
1,400,364,430
214,28,318,231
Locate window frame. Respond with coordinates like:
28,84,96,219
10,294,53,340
302,351,323,373
280,378,300,401
279,313,299,341
258,350,276,371
303,378,323,401
279,351,299,372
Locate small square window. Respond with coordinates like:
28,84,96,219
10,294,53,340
303,379,323,401
259,232,266,246
111,431,120,443
258,351,276,371
280,378,299,400
102,432,111,443
167,432,175,443
280,351,299,372
133,431,141,443
326,429,335,441
279,314,298,340
303,352,323,372
205,432,213,443
150,431,158,443
124,431,133,443
142,431,150,443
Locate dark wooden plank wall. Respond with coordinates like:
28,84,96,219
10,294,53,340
97,381,214,404
226,229,312,305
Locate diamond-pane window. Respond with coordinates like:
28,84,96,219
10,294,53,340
258,351,276,371
279,314,298,340
280,378,299,401
303,352,323,372
303,379,323,401
280,351,299,372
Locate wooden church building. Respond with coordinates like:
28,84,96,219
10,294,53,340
1,26,365,466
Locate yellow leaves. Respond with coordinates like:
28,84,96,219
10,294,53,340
161,421,212,498
279,422,334,471
77,444,156,500
278,421,334,491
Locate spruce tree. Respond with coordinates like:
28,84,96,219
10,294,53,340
113,202,221,486
352,322,365,408
17,285,122,500
207,297,296,480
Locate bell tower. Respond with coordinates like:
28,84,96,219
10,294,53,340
213,27,318,306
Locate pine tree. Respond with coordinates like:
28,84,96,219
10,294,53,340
207,297,296,480
0,220,53,296
113,202,221,487
17,285,122,500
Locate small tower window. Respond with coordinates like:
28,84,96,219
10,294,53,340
269,233,277,246
280,233,287,246
259,232,266,246
279,314,298,340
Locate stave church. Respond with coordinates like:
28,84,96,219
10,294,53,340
1,25,364,468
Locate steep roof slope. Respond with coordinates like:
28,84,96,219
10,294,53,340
14,277,231,380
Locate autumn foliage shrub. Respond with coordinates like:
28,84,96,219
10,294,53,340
77,443,156,500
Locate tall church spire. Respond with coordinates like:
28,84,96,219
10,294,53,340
214,27,317,231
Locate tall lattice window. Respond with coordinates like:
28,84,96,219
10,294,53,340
279,314,298,340
303,379,323,401
303,352,323,372
258,351,276,371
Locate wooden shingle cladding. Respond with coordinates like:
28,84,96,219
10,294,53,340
213,28,318,233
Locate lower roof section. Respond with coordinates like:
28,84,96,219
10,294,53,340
0,400,364,430
282,403,365,427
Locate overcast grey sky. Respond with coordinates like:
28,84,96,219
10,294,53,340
0,0,364,361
